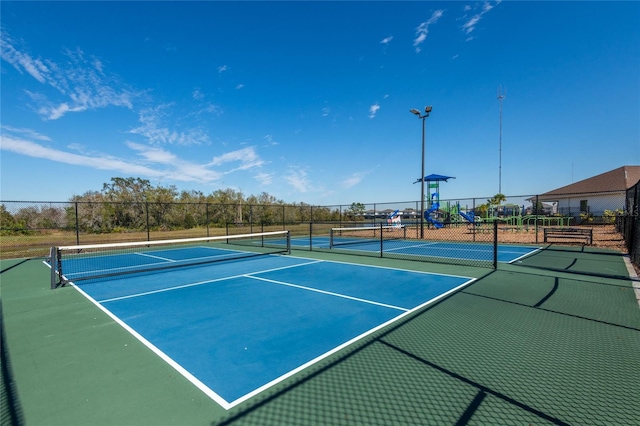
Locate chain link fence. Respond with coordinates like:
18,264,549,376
617,180,639,267
1,190,633,269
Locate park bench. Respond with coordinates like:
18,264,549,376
543,227,593,245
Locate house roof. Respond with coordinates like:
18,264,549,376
539,165,640,197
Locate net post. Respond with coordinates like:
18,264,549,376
286,230,291,254
50,246,59,289
379,223,383,258
329,228,334,249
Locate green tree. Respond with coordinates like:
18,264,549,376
146,185,178,230
487,193,507,206
486,193,507,217
101,177,152,229
346,202,366,220
0,204,28,234
208,188,245,226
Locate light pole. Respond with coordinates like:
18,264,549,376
410,106,432,239
497,86,505,194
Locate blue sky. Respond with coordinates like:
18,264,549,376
1,1,639,205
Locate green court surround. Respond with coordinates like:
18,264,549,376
2,245,639,425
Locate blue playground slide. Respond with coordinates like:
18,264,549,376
458,210,476,224
424,202,444,229
456,202,477,224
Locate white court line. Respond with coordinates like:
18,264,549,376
135,252,176,262
246,275,409,312
98,259,324,303
286,253,474,280
68,281,234,409
383,242,439,252
509,248,543,264
70,254,477,410
228,274,478,408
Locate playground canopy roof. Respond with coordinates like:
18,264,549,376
413,174,456,184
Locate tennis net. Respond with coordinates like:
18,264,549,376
329,225,406,249
50,230,291,288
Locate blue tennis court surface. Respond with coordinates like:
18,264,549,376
72,253,475,409
291,236,539,263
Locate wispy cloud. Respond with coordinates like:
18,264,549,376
0,32,48,83
380,36,394,45
462,1,501,39
369,103,380,119
1,34,136,120
1,133,164,178
0,129,270,184
263,134,279,146
255,172,274,186
129,105,210,146
127,141,222,182
414,10,444,53
210,146,265,172
342,171,369,189
218,65,228,73
1,126,51,142
192,88,204,100
285,166,311,193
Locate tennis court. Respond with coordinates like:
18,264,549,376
2,230,639,425
51,235,475,408
290,232,539,264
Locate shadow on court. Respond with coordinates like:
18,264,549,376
216,258,640,425
512,245,634,280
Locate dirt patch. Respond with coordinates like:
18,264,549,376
408,224,628,252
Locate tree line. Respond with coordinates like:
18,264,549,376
1,177,347,234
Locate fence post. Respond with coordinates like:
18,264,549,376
535,195,540,244
146,202,150,241
472,198,476,242
249,204,253,234
373,204,376,226
379,222,384,258
415,200,419,238
493,220,498,269
206,203,210,237
75,202,80,245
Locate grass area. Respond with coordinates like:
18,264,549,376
0,224,321,259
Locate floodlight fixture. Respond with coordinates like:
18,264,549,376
425,106,433,114
410,108,421,115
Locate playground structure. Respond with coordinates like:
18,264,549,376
414,174,455,230
387,209,403,228
453,202,574,231
412,174,574,232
